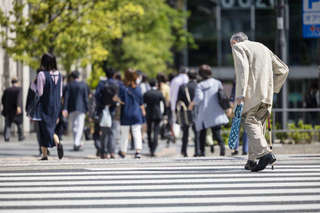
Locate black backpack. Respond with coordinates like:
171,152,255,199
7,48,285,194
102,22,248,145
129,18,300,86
101,81,118,106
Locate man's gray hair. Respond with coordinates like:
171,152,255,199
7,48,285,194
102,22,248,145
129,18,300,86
230,32,248,43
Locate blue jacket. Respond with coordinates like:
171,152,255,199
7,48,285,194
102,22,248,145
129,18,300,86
64,80,89,113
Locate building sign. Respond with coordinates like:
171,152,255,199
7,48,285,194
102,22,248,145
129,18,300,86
303,0,320,38
221,0,274,9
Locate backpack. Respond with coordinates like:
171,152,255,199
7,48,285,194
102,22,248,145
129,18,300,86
176,85,195,126
101,81,118,106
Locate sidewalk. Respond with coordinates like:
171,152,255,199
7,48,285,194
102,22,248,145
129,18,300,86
0,133,319,161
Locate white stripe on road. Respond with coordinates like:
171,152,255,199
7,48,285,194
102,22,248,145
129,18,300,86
0,176,319,186
0,195,319,207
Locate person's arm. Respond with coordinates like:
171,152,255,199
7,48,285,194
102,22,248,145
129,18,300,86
232,44,249,104
272,52,289,93
36,72,46,96
62,84,70,117
84,83,89,113
16,88,22,115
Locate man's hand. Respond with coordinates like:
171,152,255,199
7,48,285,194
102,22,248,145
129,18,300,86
16,107,21,115
236,97,244,105
62,110,68,118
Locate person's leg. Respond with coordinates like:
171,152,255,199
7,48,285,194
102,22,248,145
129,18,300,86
181,125,189,156
75,112,86,147
146,119,153,153
192,124,199,156
4,117,11,141
242,131,248,155
152,120,161,155
243,104,271,162
131,124,142,157
199,128,207,156
15,115,24,141
100,127,108,158
93,121,101,156
119,125,130,156
108,120,116,158
211,126,225,156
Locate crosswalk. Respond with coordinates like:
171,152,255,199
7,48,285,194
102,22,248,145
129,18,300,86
0,155,319,213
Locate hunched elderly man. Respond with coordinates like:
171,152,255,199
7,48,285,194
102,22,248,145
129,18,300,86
230,32,289,172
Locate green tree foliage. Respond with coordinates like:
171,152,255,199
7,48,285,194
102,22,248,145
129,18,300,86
0,0,193,85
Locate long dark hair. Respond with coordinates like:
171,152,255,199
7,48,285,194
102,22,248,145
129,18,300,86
40,53,57,71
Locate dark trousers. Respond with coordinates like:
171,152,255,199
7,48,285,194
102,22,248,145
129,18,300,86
147,119,161,155
181,124,199,156
4,115,23,141
199,125,225,156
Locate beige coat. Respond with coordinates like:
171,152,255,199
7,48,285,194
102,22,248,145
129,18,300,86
232,40,289,114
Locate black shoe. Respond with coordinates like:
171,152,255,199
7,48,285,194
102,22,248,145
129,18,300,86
73,145,80,151
244,160,257,170
40,156,48,161
210,146,214,153
231,150,239,156
118,151,125,158
4,138,9,142
57,143,64,160
242,152,248,155
18,136,25,141
251,153,276,172
135,153,141,159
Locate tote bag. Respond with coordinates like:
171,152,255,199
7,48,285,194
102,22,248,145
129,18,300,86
99,106,112,128
228,104,243,149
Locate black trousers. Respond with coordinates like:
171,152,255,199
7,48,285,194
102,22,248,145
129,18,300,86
181,124,199,156
146,119,161,155
4,115,23,140
199,125,225,156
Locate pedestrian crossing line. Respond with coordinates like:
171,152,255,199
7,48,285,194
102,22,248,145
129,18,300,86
0,195,319,207
0,178,319,187
1,205,320,213
1,175,320,183
1,171,320,180
0,188,318,199
0,191,319,201
0,185,319,194
0,156,318,212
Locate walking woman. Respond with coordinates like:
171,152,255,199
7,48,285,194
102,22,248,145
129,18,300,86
189,65,229,156
37,53,64,160
118,68,146,159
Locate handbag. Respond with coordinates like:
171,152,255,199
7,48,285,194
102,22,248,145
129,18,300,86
99,106,112,127
218,88,231,110
176,86,194,126
26,86,41,120
228,104,243,149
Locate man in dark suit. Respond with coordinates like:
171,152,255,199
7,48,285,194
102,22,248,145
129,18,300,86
177,70,199,157
1,78,25,142
63,70,89,151
143,79,166,157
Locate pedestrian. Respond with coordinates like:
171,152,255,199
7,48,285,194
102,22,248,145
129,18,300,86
189,65,229,157
37,53,63,160
230,32,289,171
1,78,25,142
177,69,199,157
96,68,119,159
305,83,318,127
143,78,166,157
170,67,189,126
118,68,146,159
63,70,89,151
157,73,172,139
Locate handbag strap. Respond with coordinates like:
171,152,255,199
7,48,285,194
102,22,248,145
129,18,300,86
184,85,191,104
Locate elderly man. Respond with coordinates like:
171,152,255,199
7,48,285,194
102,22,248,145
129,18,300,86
230,32,289,172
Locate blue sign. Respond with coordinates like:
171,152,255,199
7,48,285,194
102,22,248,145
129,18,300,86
303,0,320,38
